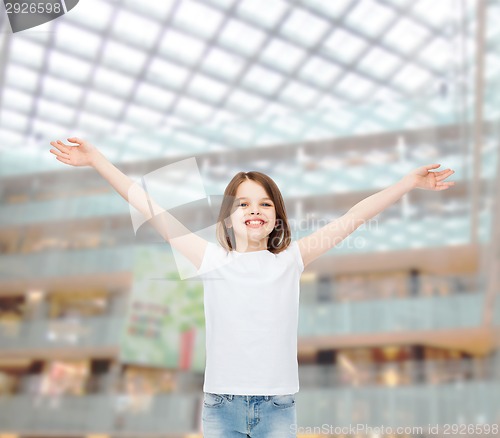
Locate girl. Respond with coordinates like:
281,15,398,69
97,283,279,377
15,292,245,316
49,137,455,437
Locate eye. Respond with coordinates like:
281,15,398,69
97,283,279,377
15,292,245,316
262,203,273,207
238,202,248,207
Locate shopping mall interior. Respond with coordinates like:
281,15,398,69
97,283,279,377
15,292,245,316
0,0,499,437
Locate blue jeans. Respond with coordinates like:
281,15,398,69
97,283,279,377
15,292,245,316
202,393,297,437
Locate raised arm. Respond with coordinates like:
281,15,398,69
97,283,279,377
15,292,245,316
49,137,208,270
297,163,455,268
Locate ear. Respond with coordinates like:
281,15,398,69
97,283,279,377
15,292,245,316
224,217,232,229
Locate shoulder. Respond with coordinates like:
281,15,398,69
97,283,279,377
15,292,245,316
195,241,231,277
275,240,304,272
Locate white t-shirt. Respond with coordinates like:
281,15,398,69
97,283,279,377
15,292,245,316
196,240,304,395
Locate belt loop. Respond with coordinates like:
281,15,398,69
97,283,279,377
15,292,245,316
229,394,234,401
265,395,270,401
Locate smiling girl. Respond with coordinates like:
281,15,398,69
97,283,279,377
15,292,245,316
49,137,455,437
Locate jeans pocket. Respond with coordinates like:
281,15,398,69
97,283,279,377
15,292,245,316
271,394,295,409
203,392,225,408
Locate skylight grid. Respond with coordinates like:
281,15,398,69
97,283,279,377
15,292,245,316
392,64,433,93
37,99,76,125
189,0,426,99
0,109,29,132
259,38,308,73
122,0,176,21
0,0,483,172
33,117,70,138
297,56,343,88
202,0,237,11
146,58,191,89
416,38,453,72
336,74,376,101
93,66,136,96
188,74,229,103
174,0,225,39
127,0,446,110
65,0,114,31
218,18,268,56
111,9,162,49
0,131,24,147
41,76,84,106
85,91,124,118
124,104,164,128
357,47,402,79
279,82,320,108
201,47,246,81
101,40,148,75
159,29,207,65
235,0,289,29
410,0,454,28
322,29,369,64
10,37,46,69
383,17,432,53
345,0,397,38
280,8,330,47
2,89,34,114
135,83,176,111
175,97,214,121
47,51,93,84
54,22,102,59
225,90,267,115
300,0,353,20
241,65,286,95
5,64,39,93
262,1,447,79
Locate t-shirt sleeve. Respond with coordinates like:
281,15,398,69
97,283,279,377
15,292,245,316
195,241,229,278
290,240,305,273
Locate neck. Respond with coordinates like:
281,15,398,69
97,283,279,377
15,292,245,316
234,238,268,253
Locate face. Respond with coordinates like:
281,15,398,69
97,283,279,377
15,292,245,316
227,179,277,251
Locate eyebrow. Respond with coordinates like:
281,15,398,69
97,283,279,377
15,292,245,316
236,197,273,201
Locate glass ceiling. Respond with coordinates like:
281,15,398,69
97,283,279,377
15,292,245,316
0,0,497,176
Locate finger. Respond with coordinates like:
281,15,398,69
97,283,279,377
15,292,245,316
58,139,76,148
436,181,455,188
55,155,72,165
67,137,84,145
49,148,69,158
422,163,441,171
435,169,455,181
50,140,70,153
434,168,451,176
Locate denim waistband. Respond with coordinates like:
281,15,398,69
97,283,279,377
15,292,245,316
221,394,272,401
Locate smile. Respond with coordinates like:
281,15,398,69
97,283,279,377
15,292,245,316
245,220,266,227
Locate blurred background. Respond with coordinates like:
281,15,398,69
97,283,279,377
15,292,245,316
0,0,499,437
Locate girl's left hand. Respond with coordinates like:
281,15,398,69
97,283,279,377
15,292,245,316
404,163,456,191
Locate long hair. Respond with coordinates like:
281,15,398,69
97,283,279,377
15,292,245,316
216,171,291,254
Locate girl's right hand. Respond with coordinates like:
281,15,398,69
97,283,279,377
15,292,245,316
49,137,100,167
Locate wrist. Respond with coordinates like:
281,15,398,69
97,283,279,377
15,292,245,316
400,175,417,191
90,149,105,168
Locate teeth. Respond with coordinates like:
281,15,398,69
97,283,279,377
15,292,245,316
246,220,264,225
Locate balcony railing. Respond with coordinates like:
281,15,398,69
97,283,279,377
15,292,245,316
0,316,123,350
0,246,134,279
0,225,487,281
0,292,486,353
298,359,500,387
298,292,485,334
0,382,498,434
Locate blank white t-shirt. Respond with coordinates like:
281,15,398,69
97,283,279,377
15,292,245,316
196,240,304,395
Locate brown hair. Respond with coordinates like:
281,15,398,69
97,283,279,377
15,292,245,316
216,171,291,254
